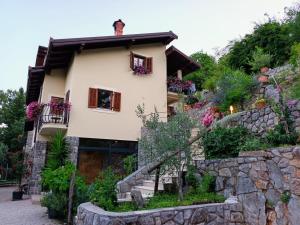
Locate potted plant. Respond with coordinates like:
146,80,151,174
255,98,266,109
184,95,198,110
26,101,42,121
41,192,67,219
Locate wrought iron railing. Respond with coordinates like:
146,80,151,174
38,103,70,130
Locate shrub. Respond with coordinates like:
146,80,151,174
249,47,272,72
280,191,291,204
42,162,75,192
123,155,137,176
185,165,198,190
289,42,300,68
265,124,298,147
41,192,67,217
89,168,119,211
196,173,216,194
214,69,256,111
237,137,269,152
46,131,70,170
202,126,249,159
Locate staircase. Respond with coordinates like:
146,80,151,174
117,179,164,202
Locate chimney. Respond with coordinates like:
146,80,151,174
113,19,125,36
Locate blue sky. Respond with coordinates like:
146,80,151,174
0,0,296,91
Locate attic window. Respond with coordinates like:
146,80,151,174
130,52,152,75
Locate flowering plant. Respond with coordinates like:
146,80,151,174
201,110,214,127
193,101,207,109
49,101,71,115
167,78,192,93
26,101,42,121
133,66,149,75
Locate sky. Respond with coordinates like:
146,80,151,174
0,0,297,91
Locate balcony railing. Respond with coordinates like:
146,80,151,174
167,78,196,95
38,103,70,131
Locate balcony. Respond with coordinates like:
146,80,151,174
167,78,195,105
38,103,70,136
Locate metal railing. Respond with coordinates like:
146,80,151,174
38,103,70,130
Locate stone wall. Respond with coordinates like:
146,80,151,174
29,141,47,194
66,136,79,165
287,100,300,134
76,201,244,225
237,106,278,136
195,146,300,225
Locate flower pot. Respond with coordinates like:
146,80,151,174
255,102,266,109
184,104,192,111
260,67,269,74
48,208,64,219
12,191,23,201
258,75,269,83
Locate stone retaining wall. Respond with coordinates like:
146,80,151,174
76,201,244,225
196,146,300,225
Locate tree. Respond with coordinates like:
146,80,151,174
136,105,196,201
184,51,217,90
0,88,25,179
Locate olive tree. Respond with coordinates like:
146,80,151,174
136,105,197,201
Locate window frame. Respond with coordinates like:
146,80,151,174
88,88,121,112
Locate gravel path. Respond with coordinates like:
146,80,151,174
0,187,62,225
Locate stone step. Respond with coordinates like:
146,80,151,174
142,180,164,189
133,185,163,196
117,192,153,203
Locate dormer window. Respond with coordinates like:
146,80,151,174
130,52,152,75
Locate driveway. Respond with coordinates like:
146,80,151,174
0,186,62,225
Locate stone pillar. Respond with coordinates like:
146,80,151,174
66,136,79,165
177,69,182,80
29,141,47,194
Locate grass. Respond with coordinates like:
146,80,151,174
112,192,226,212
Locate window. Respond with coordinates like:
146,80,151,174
130,52,153,74
88,88,121,112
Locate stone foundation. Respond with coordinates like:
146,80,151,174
76,201,244,225
29,141,47,194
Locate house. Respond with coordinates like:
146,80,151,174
24,20,200,194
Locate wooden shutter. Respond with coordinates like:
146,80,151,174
130,52,134,70
88,88,98,108
113,92,121,112
146,57,153,73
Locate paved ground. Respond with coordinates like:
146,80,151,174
0,186,62,225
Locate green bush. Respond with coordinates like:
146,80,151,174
280,191,291,204
185,165,198,190
41,192,67,217
89,168,119,211
249,47,272,72
202,126,250,159
123,155,137,176
289,42,300,68
265,124,298,147
237,137,269,152
46,131,70,170
42,162,75,192
214,69,256,111
196,173,216,194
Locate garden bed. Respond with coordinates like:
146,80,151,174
76,199,243,225
114,192,225,212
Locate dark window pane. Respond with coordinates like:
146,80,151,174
97,89,112,109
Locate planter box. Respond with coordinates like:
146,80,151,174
12,191,23,201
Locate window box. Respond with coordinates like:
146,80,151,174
130,52,152,75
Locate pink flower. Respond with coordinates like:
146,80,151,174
202,111,214,127
26,101,42,121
